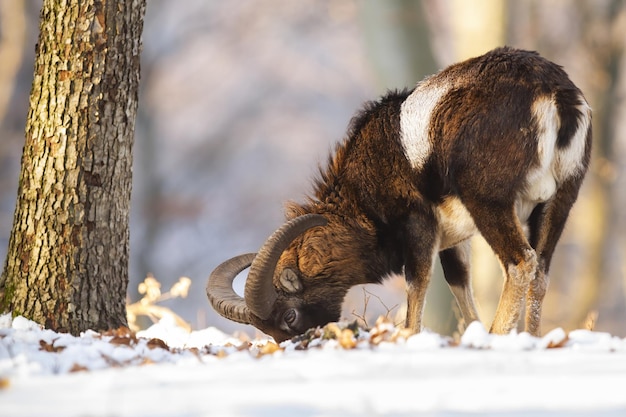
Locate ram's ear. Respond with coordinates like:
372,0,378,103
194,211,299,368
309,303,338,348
279,268,303,293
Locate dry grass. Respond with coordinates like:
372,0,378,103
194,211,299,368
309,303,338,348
582,310,598,331
126,275,192,332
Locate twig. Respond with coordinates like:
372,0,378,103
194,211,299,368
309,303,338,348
351,287,400,328
363,288,399,319
351,287,371,327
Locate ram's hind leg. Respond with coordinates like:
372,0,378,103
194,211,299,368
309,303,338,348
493,245,538,334
440,240,480,329
525,176,584,335
464,201,538,334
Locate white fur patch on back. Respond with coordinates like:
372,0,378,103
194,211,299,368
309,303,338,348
400,80,450,170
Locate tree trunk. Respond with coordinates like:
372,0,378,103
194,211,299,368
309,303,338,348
0,0,146,334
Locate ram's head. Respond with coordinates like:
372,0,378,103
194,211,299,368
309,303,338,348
208,214,357,342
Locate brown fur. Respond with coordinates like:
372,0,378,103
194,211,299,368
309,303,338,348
249,47,591,343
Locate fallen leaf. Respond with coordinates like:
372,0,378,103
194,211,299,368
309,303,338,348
139,358,156,366
338,329,356,349
109,336,134,346
69,364,89,373
323,323,342,340
146,338,169,350
39,339,65,353
258,342,282,356
103,326,137,339
390,327,414,343
547,335,569,349
229,342,251,353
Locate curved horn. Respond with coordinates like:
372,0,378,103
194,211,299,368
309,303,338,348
207,253,256,324
244,214,327,320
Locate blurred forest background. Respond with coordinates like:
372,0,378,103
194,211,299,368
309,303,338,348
1,0,624,337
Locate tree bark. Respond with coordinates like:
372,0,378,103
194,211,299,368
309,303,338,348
0,0,146,334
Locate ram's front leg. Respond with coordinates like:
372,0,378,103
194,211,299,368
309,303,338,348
405,272,433,333
403,212,439,333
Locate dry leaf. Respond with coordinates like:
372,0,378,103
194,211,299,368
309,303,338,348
390,327,413,343
39,340,65,353
103,326,136,338
186,347,205,361
109,336,134,346
0,378,10,389
146,338,169,350
69,364,89,373
139,358,156,366
105,326,138,346
369,318,407,345
547,335,569,349
338,329,357,349
323,323,342,340
236,342,252,352
258,342,282,356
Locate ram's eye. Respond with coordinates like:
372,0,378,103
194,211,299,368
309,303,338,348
283,308,298,327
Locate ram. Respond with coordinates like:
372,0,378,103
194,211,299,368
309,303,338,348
207,47,592,343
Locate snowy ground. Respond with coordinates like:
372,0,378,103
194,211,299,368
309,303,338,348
2,314,626,417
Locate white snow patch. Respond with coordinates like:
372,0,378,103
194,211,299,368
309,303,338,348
2,313,626,416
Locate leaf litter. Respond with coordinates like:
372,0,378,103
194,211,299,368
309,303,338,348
3,313,626,416
1,313,625,382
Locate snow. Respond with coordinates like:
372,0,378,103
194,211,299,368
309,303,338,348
2,314,626,416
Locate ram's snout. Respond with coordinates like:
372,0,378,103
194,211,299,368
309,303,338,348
206,214,327,340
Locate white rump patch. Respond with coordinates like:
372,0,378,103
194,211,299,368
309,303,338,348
531,96,559,174
556,98,591,181
400,80,450,170
524,96,559,204
523,93,590,214
518,95,561,230
518,93,590,232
